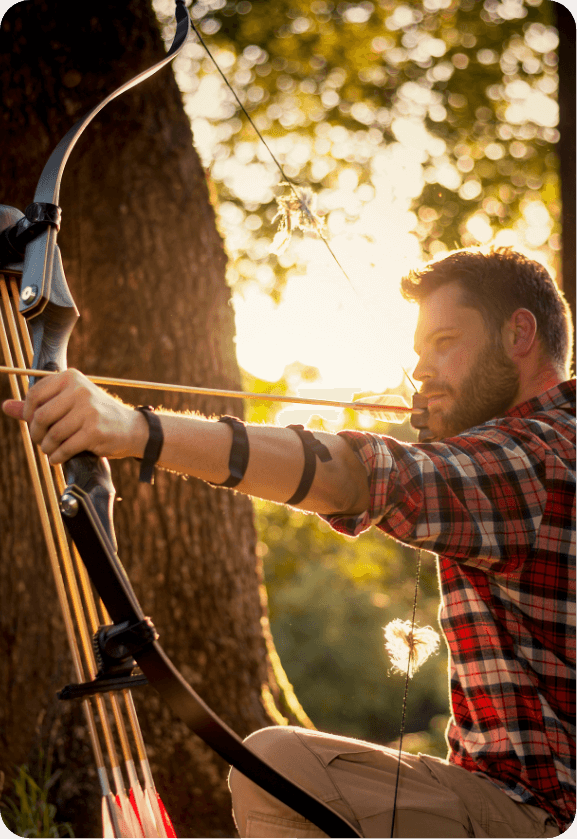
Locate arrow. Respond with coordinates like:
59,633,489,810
0,364,422,420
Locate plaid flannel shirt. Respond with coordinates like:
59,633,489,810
325,380,575,830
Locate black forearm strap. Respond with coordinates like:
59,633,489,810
286,425,332,505
135,405,164,484
209,415,249,488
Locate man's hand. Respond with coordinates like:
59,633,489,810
2,369,147,463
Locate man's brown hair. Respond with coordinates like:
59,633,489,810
401,247,573,373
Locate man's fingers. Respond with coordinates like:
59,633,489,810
2,399,25,419
34,411,84,458
46,429,90,464
23,369,86,421
27,389,78,446
23,377,65,422
3,369,134,462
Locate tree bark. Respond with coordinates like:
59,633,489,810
0,2,309,836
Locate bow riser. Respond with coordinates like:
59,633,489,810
0,205,121,550
21,233,79,374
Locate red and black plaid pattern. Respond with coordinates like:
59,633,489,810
326,380,575,830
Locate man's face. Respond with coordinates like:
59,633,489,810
412,281,520,439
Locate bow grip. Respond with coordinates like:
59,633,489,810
63,454,119,554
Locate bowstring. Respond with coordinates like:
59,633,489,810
188,17,425,838
188,19,357,291
389,549,421,838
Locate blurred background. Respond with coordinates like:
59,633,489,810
152,0,568,754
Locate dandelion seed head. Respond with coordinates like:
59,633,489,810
383,619,440,678
270,184,325,254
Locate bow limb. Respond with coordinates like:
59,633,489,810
57,485,363,838
10,0,191,581
16,0,191,356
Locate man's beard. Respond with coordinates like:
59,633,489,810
425,336,520,439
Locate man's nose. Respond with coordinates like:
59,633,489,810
412,356,433,383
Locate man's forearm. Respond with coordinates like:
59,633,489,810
1,369,370,516
133,412,369,515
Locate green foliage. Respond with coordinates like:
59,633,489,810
0,753,74,839
255,499,450,751
155,0,560,297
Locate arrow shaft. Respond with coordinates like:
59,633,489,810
0,364,418,415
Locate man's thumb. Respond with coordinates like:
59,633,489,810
2,399,25,419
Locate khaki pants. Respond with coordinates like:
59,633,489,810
229,727,561,838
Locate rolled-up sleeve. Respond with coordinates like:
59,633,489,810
324,420,551,572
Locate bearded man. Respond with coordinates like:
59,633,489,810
4,246,575,838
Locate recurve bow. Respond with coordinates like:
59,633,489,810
0,2,362,836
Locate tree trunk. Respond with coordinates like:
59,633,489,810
0,2,309,836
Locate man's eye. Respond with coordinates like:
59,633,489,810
436,336,452,350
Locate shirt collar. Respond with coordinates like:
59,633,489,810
505,379,576,420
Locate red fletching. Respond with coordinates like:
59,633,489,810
157,794,176,839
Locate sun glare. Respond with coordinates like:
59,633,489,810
232,129,428,394
233,220,420,393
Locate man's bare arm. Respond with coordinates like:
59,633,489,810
2,369,370,516
155,413,370,514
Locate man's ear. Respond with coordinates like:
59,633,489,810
503,308,538,359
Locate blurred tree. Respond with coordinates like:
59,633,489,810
158,0,565,301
